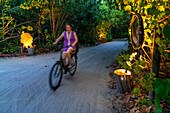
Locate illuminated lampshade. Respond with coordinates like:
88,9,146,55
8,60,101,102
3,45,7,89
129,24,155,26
114,69,133,93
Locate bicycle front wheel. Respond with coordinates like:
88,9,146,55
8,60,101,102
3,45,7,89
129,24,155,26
49,61,63,90
69,55,77,76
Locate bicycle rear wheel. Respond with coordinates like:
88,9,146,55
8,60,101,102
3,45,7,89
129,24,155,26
131,13,144,50
69,54,77,76
49,61,63,90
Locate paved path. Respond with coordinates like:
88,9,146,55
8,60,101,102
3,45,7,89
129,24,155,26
0,41,128,113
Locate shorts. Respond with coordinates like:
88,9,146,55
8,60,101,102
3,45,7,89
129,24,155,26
63,46,75,53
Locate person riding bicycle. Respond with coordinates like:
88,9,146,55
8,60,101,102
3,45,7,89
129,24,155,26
53,23,78,69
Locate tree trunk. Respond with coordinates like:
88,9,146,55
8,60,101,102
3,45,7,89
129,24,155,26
52,4,56,41
149,30,160,101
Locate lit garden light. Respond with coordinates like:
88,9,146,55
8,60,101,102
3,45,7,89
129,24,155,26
20,31,34,56
114,69,133,94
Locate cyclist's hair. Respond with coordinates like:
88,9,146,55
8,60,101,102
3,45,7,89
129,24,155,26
65,23,72,28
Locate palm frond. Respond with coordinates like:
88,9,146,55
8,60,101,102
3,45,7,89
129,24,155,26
7,6,27,17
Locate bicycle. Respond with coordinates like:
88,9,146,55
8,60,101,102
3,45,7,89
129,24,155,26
49,45,78,90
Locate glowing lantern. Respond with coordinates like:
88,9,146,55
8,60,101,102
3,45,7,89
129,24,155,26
114,69,133,93
20,31,33,48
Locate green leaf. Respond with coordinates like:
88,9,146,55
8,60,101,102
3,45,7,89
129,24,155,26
155,38,160,44
143,74,149,80
140,98,147,105
154,78,168,100
158,46,164,54
116,56,122,62
137,103,141,108
140,61,146,67
135,78,138,81
146,84,154,92
167,99,170,105
133,68,138,74
148,100,153,106
136,60,140,65
166,78,170,90
163,25,170,40
147,6,159,16
154,107,162,113
156,28,161,35
139,78,143,83
133,87,140,96
124,54,130,61
154,96,160,107
41,21,45,24
164,52,169,58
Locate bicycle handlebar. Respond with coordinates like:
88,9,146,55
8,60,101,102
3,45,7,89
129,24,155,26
55,44,72,48
63,45,72,48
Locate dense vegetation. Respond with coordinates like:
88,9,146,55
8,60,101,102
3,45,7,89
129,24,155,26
115,0,170,112
0,0,130,54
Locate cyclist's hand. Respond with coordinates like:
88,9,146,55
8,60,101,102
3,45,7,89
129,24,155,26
52,43,57,47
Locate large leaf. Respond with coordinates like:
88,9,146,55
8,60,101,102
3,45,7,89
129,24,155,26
133,87,140,96
167,99,170,105
7,6,27,16
147,6,159,16
154,107,162,113
154,78,169,100
154,96,160,107
140,98,147,105
163,25,170,40
148,100,153,106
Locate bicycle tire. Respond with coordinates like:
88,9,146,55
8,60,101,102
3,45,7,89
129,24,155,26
69,54,77,76
49,61,63,90
131,13,144,50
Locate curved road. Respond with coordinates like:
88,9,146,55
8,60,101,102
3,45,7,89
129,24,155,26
0,41,127,113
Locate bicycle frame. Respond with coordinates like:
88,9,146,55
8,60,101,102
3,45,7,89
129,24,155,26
58,45,78,73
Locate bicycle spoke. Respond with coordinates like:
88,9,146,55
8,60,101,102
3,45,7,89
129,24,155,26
49,62,63,90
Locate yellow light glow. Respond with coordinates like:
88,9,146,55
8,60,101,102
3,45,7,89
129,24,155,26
114,69,131,76
20,31,33,49
126,61,131,66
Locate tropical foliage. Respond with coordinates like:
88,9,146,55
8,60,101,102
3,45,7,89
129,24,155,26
116,0,170,112
0,0,130,54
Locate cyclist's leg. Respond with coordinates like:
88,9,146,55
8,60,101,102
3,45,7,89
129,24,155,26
67,47,74,68
62,52,67,66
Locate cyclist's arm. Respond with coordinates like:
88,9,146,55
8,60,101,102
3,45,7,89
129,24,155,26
53,33,64,45
72,33,78,47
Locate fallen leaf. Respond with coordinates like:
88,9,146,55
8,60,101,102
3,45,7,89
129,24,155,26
125,92,129,95
130,106,138,113
134,101,138,106
145,106,152,112
122,103,125,108
160,104,163,108
116,95,119,98
124,95,131,103
131,94,136,99
135,110,140,113
129,101,134,109
141,105,147,112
